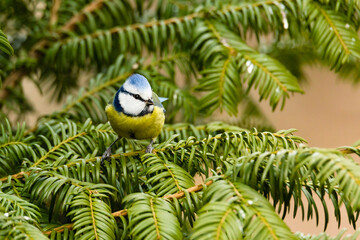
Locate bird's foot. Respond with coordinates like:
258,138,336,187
146,144,154,153
101,148,112,164
101,138,120,164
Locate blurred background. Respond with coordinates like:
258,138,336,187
261,66,360,236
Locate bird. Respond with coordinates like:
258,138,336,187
101,73,167,162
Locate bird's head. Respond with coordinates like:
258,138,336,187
115,74,154,116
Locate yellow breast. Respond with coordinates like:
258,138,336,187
105,104,165,140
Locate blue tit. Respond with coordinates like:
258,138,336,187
101,73,167,161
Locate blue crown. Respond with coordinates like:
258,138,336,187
127,74,151,89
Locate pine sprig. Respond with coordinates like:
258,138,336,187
44,179,213,236
225,148,360,228
0,119,35,177
0,191,40,222
0,215,48,240
31,119,96,167
144,154,195,196
37,140,360,238
41,0,297,72
124,193,182,240
0,29,13,56
304,1,360,70
194,21,303,114
2,0,360,118
68,189,117,240
190,201,243,240
44,12,197,69
193,178,297,240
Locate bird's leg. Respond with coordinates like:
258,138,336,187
146,139,155,153
101,137,120,163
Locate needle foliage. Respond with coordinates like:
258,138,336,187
1,0,360,239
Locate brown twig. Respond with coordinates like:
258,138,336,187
61,0,105,31
42,224,73,235
0,70,27,107
0,171,31,182
50,0,62,26
163,180,213,199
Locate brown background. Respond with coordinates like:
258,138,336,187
23,65,360,236
258,65,360,236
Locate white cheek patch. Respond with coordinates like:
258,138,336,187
148,105,154,112
119,92,146,116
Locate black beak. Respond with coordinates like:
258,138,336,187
146,99,154,105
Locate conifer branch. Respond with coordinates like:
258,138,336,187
0,141,28,149
315,3,350,55
43,180,213,235
87,190,99,240
61,0,106,31
31,132,87,167
61,12,200,44
227,180,278,239
150,198,161,239
59,0,287,45
0,150,144,182
0,0,110,109
0,0,289,111
1,129,357,184
243,55,288,93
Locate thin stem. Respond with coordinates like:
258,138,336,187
150,198,161,239
50,0,62,26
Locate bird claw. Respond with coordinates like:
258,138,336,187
101,138,120,164
146,139,155,153
146,144,154,153
101,149,112,164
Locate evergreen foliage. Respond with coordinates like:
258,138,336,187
1,0,360,239
0,29,13,56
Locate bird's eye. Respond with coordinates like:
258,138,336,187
134,94,140,100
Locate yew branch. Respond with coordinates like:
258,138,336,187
43,180,213,235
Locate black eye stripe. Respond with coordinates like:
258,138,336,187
131,93,145,101
121,89,146,102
